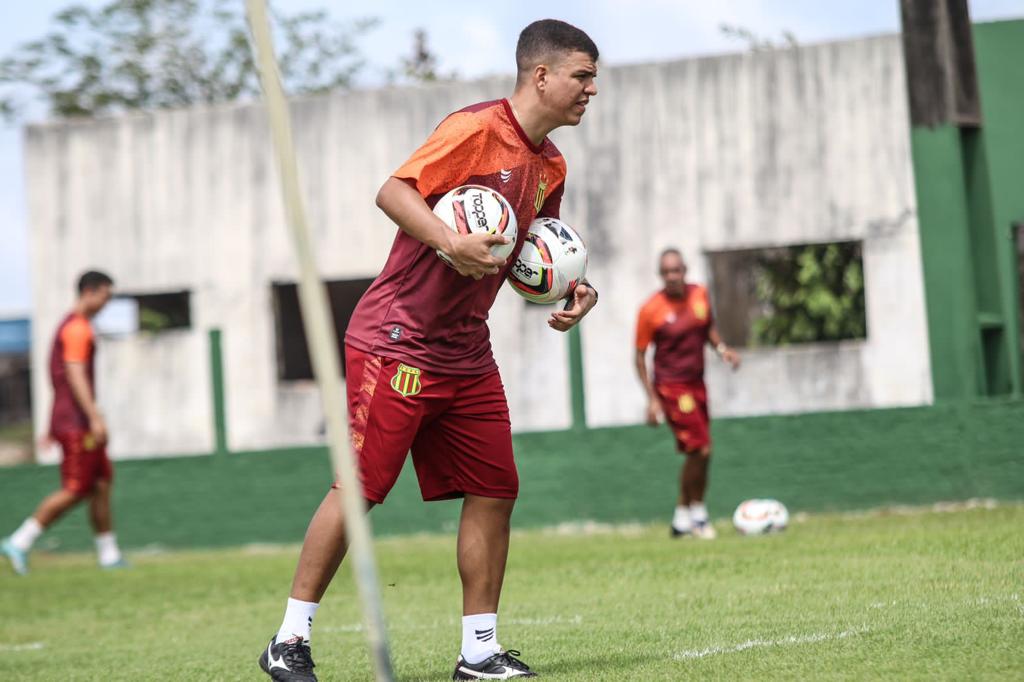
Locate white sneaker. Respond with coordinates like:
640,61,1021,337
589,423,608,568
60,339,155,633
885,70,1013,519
693,521,717,540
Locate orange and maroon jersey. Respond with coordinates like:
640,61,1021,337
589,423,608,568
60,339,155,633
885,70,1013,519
635,285,713,384
346,99,567,374
49,313,96,436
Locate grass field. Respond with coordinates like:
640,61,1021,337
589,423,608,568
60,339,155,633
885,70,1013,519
1,504,1021,681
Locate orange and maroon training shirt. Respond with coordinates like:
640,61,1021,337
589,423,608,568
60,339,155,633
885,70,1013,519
635,284,713,384
347,99,567,375
49,313,96,436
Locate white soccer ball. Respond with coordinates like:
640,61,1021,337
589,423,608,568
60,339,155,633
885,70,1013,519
432,185,518,265
732,499,789,535
507,217,588,304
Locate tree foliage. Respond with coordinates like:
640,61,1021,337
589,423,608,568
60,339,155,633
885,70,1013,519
0,0,377,122
392,28,456,85
719,23,799,51
751,242,867,346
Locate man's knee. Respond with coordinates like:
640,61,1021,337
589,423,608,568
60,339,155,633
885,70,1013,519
686,446,711,460
60,483,93,501
462,495,516,531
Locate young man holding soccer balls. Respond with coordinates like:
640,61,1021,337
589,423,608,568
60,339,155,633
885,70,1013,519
259,19,599,681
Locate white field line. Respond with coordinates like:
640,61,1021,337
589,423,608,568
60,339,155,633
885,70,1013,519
0,642,44,652
674,628,867,660
869,593,1020,610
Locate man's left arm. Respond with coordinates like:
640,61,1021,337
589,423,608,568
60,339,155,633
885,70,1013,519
547,280,598,332
536,173,596,332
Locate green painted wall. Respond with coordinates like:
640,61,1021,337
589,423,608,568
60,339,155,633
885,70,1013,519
910,125,981,398
909,20,1024,399
2,400,1020,552
972,20,1024,393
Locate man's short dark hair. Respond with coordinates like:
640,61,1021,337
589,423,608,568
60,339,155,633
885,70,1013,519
78,270,114,293
516,19,599,81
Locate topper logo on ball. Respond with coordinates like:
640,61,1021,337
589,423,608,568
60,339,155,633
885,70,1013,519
470,192,489,229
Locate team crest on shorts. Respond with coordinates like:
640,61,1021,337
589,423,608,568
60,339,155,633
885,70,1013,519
678,393,696,414
390,363,422,397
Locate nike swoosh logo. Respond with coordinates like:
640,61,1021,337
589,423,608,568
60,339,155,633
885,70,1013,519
268,641,290,671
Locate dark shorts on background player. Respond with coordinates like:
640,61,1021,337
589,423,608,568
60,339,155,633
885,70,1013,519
337,347,519,504
655,381,711,454
57,431,113,495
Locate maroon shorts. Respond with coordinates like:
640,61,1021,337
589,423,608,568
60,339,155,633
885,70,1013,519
57,431,112,495
338,348,518,504
655,381,711,454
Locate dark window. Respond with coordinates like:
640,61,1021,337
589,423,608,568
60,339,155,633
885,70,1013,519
135,291,191,332
707,241,867,347
273,278,374,381
94,291,191,335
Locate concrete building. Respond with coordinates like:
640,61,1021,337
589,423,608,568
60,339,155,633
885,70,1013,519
26,32,934,461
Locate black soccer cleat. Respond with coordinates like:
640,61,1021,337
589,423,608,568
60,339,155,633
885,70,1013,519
258,635,318,681
452,649,537,679
670,525,693,538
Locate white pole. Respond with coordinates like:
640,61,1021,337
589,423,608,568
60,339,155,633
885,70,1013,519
243,2,394,679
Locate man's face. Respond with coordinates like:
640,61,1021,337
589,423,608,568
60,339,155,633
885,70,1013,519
83,284,113,316
540,50,598,127
659,253,687,296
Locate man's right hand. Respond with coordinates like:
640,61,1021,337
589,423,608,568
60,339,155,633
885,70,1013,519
646,399,663,426
440,231,509,280
89,414,108,446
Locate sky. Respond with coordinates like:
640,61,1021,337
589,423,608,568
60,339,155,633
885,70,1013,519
1,0,1022,316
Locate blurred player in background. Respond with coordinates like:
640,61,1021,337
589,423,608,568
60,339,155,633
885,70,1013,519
635,249,740,540
2,270,126,574
258,19,599,682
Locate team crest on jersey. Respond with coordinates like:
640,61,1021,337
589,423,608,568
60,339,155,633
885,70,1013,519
692,300,708,321
390,363,422,398
534,174,549,212
678,393,696,414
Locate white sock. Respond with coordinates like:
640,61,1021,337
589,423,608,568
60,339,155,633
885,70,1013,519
277,598,319,643
9,517,43,552
95,532,123,566
690,503,709,524
672,505,692,531
461,613,500,665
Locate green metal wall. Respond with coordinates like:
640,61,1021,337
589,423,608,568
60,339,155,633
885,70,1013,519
909,20,1024,399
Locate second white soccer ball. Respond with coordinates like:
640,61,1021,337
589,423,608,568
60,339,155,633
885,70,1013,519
432,185,518,265
732,499,789,535
507,217,588,304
